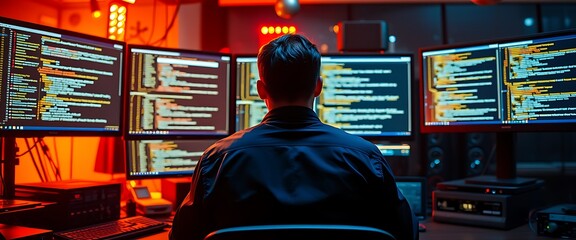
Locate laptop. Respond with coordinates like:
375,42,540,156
395,176,427,232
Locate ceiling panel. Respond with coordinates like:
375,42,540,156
219,0,576,6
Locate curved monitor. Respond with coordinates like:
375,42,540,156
420,29,576,133
317,54,414,139
0,17,126,137
125,45,232,139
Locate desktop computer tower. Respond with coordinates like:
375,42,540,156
161,178,192,209
14,180,121,231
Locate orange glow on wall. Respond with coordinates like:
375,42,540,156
92,10,102,19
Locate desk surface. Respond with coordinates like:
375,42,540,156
138,220,551,240
418,221,548,240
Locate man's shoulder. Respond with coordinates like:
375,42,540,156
205,123,379,155
320,124,377,146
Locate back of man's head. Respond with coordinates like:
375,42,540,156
257,34,321,103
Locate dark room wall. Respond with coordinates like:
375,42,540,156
222,2,576,205
227,5,348,54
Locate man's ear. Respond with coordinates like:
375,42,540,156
257,79,268,100
313,77,323,97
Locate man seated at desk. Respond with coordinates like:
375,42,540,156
169,33,418,240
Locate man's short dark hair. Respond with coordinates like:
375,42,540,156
257,34,321,102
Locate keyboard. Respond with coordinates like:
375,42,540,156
54,215,167,240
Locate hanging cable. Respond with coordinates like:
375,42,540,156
150,0,181,46
52,137,62,180
0,137,4,191
70,136,74,179
25,138,46,182
33,137,50,182
16,138,42,157
39,139,62,181
145,0,158,45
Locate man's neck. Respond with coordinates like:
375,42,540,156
266,99,315,111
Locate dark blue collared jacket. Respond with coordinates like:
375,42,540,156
170,106,418,240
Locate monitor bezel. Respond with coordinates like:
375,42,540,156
0,16,127,137
419,29,576,134
123,44,234,140
318,53,416,141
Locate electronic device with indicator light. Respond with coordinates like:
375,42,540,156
432,178,545,229
535,204,576,238
130,185,172,216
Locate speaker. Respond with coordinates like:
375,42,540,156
337,20,388,52
423,133,463,189
465,133,496,176
161,178,192,209
421,133,462,214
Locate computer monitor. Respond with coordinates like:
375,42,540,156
234,54,415,138
0,17,126,137
395,176,427,220
0,16,126,200
125,139,217,179
375,143,411,176
125,45,232,139
420,29,576,184
235,55,267,131
317,54,414,139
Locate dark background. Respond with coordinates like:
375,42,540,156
200,2,576,206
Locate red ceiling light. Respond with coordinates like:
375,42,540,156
471,0,501,5
260,25,296,35
258,25,297,48
91,0,102,19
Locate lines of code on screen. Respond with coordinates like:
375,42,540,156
423,46,500,124
235,56,267,131
317,55,413,137
0,19,124,134
127,47,231,137
127,139,216,178
502,40,576,122
422,34,576,127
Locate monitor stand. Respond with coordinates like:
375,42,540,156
1,137,17,199
464,175,537,187
464,132,539,187
1,137,42,211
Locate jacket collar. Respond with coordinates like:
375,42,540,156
261,106,319,124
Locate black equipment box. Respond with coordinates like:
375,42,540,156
536,204,576,238
433,177,545,229
14,180,121,231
